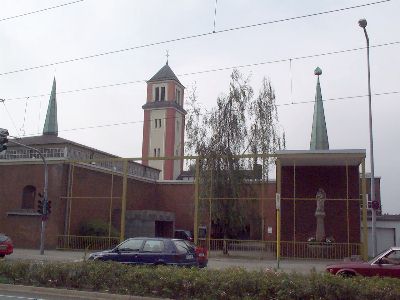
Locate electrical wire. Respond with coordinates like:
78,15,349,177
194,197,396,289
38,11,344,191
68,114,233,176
17,90,399,137
2,40,399,103
0,0,391,77
0,0,85,23
213,0,218,33
19,97,29,136
0,99,21,138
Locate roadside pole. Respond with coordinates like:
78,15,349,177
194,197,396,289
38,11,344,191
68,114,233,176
276,159,282,269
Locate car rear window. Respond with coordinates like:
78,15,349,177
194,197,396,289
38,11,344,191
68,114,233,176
183,240,195,249
0,235,8,242
174,240,192,254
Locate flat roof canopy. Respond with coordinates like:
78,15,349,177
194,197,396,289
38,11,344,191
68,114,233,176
276,149,366,167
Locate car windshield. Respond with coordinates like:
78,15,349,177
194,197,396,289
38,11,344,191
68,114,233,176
369,248,391,263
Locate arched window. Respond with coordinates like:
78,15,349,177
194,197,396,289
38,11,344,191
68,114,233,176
21,185,36,209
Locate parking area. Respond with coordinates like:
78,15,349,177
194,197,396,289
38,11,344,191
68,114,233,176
4,248,335,273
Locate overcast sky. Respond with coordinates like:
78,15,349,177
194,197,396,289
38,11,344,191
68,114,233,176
1,0,399,213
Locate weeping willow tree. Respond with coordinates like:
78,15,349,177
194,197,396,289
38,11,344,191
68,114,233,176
186,70,285,243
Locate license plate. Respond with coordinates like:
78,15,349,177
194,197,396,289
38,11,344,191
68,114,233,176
186,254,194,259
198,253,205,257
0,245,7,250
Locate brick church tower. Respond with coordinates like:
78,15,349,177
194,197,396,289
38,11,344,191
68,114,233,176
141,62,186,180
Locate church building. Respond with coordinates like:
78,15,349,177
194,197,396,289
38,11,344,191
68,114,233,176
0,63,379,260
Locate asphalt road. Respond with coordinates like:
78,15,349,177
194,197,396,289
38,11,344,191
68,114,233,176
4,248,336,273
0,284,160,300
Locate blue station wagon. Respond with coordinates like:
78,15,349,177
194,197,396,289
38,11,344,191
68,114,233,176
88,237,198,267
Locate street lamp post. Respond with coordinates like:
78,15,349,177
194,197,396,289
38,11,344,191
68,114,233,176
358,18,377,257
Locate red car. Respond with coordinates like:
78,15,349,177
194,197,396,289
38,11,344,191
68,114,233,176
183,240,208,268
326,247,400,278
0,234,13,258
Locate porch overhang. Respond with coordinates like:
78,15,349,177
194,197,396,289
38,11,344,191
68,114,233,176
276,149,366,166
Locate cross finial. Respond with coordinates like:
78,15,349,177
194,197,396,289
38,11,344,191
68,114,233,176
166,50,169,65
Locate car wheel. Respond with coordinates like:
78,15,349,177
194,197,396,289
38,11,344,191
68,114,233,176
337,271,355,277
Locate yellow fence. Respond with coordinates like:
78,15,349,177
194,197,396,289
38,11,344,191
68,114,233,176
199,238,276,259
198,239,361,260
280,241,361,260
57,235,120,251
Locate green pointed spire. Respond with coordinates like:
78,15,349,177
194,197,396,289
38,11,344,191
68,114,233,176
43,77,58,136
310,67,329,150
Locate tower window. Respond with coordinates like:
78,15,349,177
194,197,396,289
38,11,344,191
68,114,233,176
154,85,166,101
176,89,181,105
157,148,161,157
160,87,165,101
154,148,157,157
155,119,162,128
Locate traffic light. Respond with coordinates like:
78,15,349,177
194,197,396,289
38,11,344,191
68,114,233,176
47,200,52,214
0,128,9,152
372,200,380,210
37,199,43,214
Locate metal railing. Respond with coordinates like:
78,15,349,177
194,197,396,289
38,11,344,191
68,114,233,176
198,239,361,260
198,238,277,259
57,235,120,250
280,241,361,259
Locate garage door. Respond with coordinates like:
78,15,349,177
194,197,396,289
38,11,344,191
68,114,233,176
367,227,395,256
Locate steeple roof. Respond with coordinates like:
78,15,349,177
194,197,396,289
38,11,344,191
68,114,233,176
148,63,182,85
310,67,329,150
43,77,58,136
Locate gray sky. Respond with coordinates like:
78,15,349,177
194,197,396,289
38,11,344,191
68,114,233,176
1,0,399,213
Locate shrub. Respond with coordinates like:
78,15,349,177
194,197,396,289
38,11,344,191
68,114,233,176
78,219,119,237
0,260,400,299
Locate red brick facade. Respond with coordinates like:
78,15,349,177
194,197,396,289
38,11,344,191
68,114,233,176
0,157,365,250
281,165,361,243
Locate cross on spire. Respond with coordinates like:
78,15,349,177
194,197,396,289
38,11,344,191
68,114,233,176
166,50,169,65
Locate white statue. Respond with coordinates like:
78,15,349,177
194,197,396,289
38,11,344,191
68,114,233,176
315,188,326,214
315,188,326,242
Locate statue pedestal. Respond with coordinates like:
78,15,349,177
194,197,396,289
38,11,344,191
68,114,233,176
315,211,325,242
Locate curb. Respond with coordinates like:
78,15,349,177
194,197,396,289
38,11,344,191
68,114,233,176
0,283,167,300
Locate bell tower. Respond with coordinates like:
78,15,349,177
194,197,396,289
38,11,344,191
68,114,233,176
142,62,186,180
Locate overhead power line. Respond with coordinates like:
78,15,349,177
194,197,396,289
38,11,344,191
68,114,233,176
0,0,391,77
1,40,399,103
0,0,85,23
17,90,399,137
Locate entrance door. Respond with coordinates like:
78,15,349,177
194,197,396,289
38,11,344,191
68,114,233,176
155,221,173,238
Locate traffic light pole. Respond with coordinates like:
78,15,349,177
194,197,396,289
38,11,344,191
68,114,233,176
8,139,48,255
